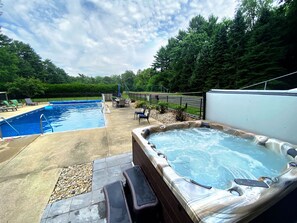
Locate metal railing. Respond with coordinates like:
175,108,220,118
128,92,206,119
0,117,20,138
40,114,54,134
241,71,297,90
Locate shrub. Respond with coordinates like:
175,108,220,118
42,83,117,98
175,105,187,121
135,100,147,108
7,77,46,98
156,101,168,114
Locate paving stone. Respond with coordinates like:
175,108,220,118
107,165,122,177
40,218,47,223
93,159,107,171
41,204,51,219
95,217,107,223
91,189,104,204
97,201,107,219
120,162,133,172
70,192,92,211
106,153,132,167
92,169,109,191
69,204,100,223
106,174,125,185
45,212,69,223
48,197,72,217
94,157,106,164
39,153,133,223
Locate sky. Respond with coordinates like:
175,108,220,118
1,0,237,77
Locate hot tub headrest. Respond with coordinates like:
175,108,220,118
287,148,297,158
234,179,269,188
201,122,210,128
141,128,150,137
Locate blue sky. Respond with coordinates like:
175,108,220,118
1,0,237,77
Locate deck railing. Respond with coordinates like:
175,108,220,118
128,92,206,119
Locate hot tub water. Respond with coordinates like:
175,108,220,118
148,128,289,190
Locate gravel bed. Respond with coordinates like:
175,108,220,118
150,109,195,124
49,162,92,203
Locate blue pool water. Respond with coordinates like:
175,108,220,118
148,128,289,190
0,101,105,137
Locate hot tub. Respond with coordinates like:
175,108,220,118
132,121,297,223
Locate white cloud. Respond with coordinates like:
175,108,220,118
1,0,236,77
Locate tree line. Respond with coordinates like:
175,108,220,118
147,0,297,92
1,0,296,98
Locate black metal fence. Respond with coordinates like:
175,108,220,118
128,92,206,119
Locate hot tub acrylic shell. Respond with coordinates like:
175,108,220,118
132,121,297,223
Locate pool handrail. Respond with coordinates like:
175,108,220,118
0,117,20,138
40,114,54,134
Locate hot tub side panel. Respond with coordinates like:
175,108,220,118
132,136,194,223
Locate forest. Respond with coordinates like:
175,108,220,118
0,0,297,97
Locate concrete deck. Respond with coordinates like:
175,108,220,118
0,102,160,223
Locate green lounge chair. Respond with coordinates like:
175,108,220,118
1,100,17,111
10,99,23,108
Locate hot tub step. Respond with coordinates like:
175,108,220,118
103,181,132,223
123,165,159,223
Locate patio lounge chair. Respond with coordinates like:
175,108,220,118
134,106,146,119
10,99,23,108
112,98,118,107
0,106,8,112
125,99,131,107
118,99,126,108
25,98,38,106
139,109,150,124
1,100,17,111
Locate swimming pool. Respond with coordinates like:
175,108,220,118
0,100,105,138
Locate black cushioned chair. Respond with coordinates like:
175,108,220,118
138,109,150,124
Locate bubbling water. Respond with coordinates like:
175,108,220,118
148,128,289,190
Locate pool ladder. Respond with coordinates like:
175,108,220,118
40,114,54,134
0,117,20,138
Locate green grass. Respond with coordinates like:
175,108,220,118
130,97,202,116
167,103,201,116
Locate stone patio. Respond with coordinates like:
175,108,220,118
40,153,132,223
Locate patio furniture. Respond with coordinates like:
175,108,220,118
25,98,38,106
134,106,146,119
139,109,150,124
10,99,23,108
117,98,126,108
0,106,8,112
112,98,118,107
125,99,131,107
0,106,17,112
1,100,17,111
